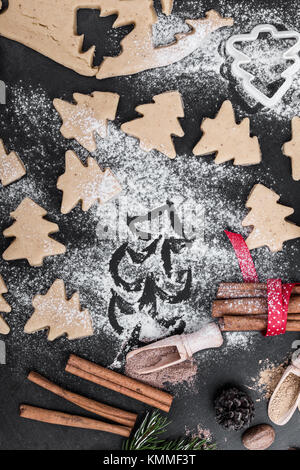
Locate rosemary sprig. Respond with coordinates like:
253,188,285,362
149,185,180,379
159,437,216,451
123,411,216,451
123,411,169,450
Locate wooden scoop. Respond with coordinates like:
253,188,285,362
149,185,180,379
126,322,223,375
268,348,300,426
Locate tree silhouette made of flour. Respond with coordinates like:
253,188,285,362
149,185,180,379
0,275,11,335
108,201,193,345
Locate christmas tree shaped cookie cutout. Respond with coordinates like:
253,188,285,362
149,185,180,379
283,117,300,180
3,198,66,266
0,275,11,335
53,91,120,152
193,100,261,165
57,151,121,214
24,279,93,341
242,184,300,252
121,91,185,159
0,139,26,186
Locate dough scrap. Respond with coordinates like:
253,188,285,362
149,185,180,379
282,116,300,180
161,0,174,15
242,184,300,252
97,6,234,79
53,92,120,153
0,139,26,186
0,0,97,77
121,91,184,159
57,150,122,214
24,279,93,341
193,100,261,165
0,1,233,79
3,198,66,267
0,275,11,335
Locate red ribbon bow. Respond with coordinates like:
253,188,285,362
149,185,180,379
225,230,296,337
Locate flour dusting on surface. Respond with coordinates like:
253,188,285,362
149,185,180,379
0,84,298,382
0,1,300,397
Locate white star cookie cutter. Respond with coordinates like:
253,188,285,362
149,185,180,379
226,24,300,107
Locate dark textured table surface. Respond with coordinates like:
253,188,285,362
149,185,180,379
0,0,300,451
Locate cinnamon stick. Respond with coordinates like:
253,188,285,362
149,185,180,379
217,282,300,299
212,297,300,317
66,355,173,413
19,405,132,437
66,365,172,413
28,371,137,428
219,316,300,332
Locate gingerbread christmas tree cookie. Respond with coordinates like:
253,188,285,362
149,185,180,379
24,279,93,341
0,139,26,186
121,91,184,159
282,117,300,180
242,184,300,252
0,275,11,335
3,198,66,267
193,100,261,165
57,151,122,214
53,92,120,152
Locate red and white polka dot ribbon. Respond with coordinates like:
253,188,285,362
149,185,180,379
225,230,296,337
265,279,295,337
224,230,259,282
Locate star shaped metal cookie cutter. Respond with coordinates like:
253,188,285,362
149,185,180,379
226,24,300,107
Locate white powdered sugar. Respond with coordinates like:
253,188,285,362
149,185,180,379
0,83,298,373
0,0,300,382
152,13,190,47
140,0,300,120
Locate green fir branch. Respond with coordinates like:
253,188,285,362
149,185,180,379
123,411,216,451
123,411,169,450
159,437,216,451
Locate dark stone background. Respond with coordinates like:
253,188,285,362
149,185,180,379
0,0,300,451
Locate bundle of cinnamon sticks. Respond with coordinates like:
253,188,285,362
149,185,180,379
20,371,137,437
65,355,173,413
20,356,173,437
213,283,300,332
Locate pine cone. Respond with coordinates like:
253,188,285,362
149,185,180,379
215,387,255,431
